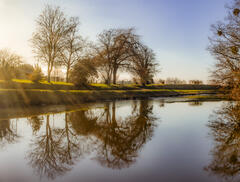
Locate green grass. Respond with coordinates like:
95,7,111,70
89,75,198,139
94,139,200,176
0,79,220,94
39,80,74,86
90,83,143,89
145,84,164,87
9,79,74,86
12,79,34,84
90,83,111,88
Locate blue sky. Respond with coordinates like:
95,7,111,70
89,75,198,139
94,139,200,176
0,0,229,82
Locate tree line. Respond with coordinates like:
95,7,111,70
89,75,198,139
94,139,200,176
0,5,159,86
3,4,156,86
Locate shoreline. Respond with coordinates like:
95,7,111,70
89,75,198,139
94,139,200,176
0,92,227,120
0,88,225,108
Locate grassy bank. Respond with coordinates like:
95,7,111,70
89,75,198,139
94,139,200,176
0,79,224,108
0,88,222,108
0,79,220,90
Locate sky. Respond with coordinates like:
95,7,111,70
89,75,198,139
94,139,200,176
0,0,230,83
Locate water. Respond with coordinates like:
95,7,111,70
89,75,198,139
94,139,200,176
0,98,237,182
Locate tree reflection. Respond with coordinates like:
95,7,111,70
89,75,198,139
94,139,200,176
27,100,158,179
28,115,70,179
28,114,92,180
69,100,157,169
0,119,19,148
94,100,157,169
206,102,240,181
27,116,44,135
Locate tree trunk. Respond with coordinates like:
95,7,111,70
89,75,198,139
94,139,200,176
113,67,117,84
141,77,146,87
66,66,70,83
107,79,111,85
47,62,52,82
47,69,51,82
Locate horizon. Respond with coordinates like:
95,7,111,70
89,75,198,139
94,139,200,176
0,0,229,83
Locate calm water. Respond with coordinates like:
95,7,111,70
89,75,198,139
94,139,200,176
0,98,238,182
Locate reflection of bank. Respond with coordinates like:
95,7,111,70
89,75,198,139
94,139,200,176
188,101,203,106
27,100,159,180
205,102,240,181
0,119,19,148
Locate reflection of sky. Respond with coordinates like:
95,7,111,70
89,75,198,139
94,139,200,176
0,0,230,82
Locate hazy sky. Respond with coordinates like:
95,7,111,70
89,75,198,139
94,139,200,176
0,0,229,82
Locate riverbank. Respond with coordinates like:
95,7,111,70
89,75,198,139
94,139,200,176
0,79,226,108
0,88,224,108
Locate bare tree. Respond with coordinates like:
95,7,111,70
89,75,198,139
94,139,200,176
208,0,240,98
0,49,23,80
31,5,71,82
60,17,84,82
128,42,159,86
96,28,137,84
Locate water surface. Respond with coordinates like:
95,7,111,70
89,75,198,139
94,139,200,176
0,98,237,182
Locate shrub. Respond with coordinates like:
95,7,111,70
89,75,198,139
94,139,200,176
70,57,98,86
29,65,43,83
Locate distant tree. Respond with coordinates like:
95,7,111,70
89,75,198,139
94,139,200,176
60,17,84,82
31,5,72,82
208,0,240,98
0,49,22,80
128,42,158,86
16,63,34,79
189,80,203,85
158,79,165,84
165,77,186,84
